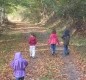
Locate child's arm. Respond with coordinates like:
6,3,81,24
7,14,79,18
57,39,60,45
56,35,60,45
48,34,52,45
24,60,28,67
35,38,37,44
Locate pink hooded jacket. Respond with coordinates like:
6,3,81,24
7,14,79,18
48,33,60,45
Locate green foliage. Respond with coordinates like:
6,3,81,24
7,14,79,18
39,0,86,20
0,0,18,13
42,0,57,10
71,36,86,61
20,0,43,22
71,36,86,46
0,0,86,22
56,0,86,19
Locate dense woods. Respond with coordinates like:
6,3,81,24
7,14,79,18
0,0,86,34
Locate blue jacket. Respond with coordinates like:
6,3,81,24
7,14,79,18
62,29,70,45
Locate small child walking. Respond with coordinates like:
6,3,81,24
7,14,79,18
28,33,37,58
10,52,28,80
48,29,60,55
62,28,70,55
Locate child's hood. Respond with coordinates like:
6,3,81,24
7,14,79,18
30,36,36,40
11,52,28,69
14,52,23,60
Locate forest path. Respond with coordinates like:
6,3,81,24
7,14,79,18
0,23,85,80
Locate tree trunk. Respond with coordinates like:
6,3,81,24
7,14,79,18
0,7,3,25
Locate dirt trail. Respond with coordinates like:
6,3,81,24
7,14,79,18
1,23,86,80
20,23,85,80
60,54,83,80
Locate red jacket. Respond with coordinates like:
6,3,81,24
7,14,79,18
48,33,60,45
28,36,37,45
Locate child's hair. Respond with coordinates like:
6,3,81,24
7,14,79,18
30,32,36,37
52,29,56,34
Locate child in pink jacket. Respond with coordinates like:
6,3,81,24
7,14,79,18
48,29,60,55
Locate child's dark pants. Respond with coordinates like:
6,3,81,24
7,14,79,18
50,44,56,54
16,77,24,80
64,44,69,55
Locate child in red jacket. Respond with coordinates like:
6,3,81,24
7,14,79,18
48,29,60,55
28,33,37,58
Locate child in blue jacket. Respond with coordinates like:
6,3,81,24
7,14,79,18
62,28,70,55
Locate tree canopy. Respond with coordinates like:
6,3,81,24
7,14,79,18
0,0,86,23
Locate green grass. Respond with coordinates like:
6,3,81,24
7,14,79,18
71,36,86,60
0,33,22,41
71,36,86,46
0,33,22,53
0,33,23,71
